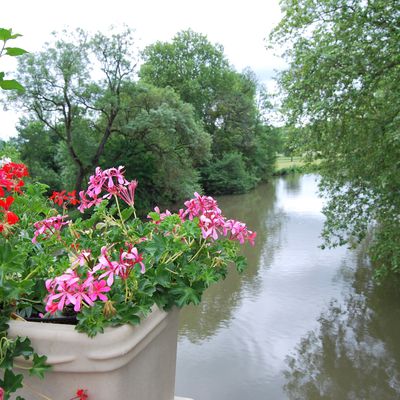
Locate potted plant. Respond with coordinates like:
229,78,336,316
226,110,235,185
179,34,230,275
0,160,256,400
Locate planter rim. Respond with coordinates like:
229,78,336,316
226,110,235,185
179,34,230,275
8,306,178,371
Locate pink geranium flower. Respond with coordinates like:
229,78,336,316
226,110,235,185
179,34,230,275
78,166,135,212
89,280,111,302
32,215,69,243
117,180,138,207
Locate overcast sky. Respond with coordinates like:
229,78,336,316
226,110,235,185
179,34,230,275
1,0,284,140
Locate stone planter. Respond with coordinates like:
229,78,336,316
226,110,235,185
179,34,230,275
8,307,189,400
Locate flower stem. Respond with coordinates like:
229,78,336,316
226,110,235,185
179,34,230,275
114,195,129,236
23,265,41,281
189,240,206,262
164,251,183,265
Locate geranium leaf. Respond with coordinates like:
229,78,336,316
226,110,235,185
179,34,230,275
121,207,134,221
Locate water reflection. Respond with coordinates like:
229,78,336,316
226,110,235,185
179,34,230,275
284,173,302,195
175,175,370,400
179,180,281,342
284,244,400,400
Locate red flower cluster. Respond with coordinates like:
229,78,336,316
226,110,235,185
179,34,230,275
0,161,29,234
49,190,79,207
0,161,29,196
70,389,89,400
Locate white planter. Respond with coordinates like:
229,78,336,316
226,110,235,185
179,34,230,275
8,307,183,400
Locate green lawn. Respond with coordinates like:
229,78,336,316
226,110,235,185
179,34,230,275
275,156,305,170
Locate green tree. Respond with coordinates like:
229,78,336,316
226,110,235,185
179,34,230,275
9,27,137,192
270,0,400,278
102,82,211,211
140,29,230,124
141,29,277,193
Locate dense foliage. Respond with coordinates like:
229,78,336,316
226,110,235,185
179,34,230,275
270,0,400,278
141,30,277,193
4,28,279,209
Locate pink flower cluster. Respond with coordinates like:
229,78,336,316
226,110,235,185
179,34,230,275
150,192,256,245
32,215,70,244
147,206,173,225
44,245,144,315
78,166,138,212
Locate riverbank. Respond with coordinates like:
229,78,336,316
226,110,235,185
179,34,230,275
274,156,319,176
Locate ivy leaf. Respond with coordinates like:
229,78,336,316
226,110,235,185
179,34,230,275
13,337,34,359
5,47,28,56
29,354,50,379
0,369,24,395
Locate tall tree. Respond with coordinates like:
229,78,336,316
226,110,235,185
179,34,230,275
270,0,400,277
103,82,211,210
140,29,230,124
141,29,277,193
10,27,137,192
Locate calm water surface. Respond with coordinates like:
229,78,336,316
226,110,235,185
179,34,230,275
175,174,400,400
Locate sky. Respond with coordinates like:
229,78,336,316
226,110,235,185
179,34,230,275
0,0,285,140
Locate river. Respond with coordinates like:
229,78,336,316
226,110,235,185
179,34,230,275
174,174,400,400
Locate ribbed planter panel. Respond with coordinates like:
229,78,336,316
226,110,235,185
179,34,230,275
8,307,180,400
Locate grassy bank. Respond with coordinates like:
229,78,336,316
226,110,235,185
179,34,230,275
274,156,319,175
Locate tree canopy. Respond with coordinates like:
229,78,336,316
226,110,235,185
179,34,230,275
4,27,278,209
270,0,400,278
141,29,277,193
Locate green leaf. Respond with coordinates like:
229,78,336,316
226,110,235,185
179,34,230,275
1,369,24,394
13,337,34,359
29,354,50,378
5,47,28,56
170,287,201,307
148,211,160,222
0,28,12,41
121,207,134,221
0,71,4,80
0,79,24,91
234,255,247,273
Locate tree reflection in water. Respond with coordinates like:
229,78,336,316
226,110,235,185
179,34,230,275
284,252,400,400
178,180,282,343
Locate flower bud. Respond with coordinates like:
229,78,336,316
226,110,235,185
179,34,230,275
103,300,117,318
